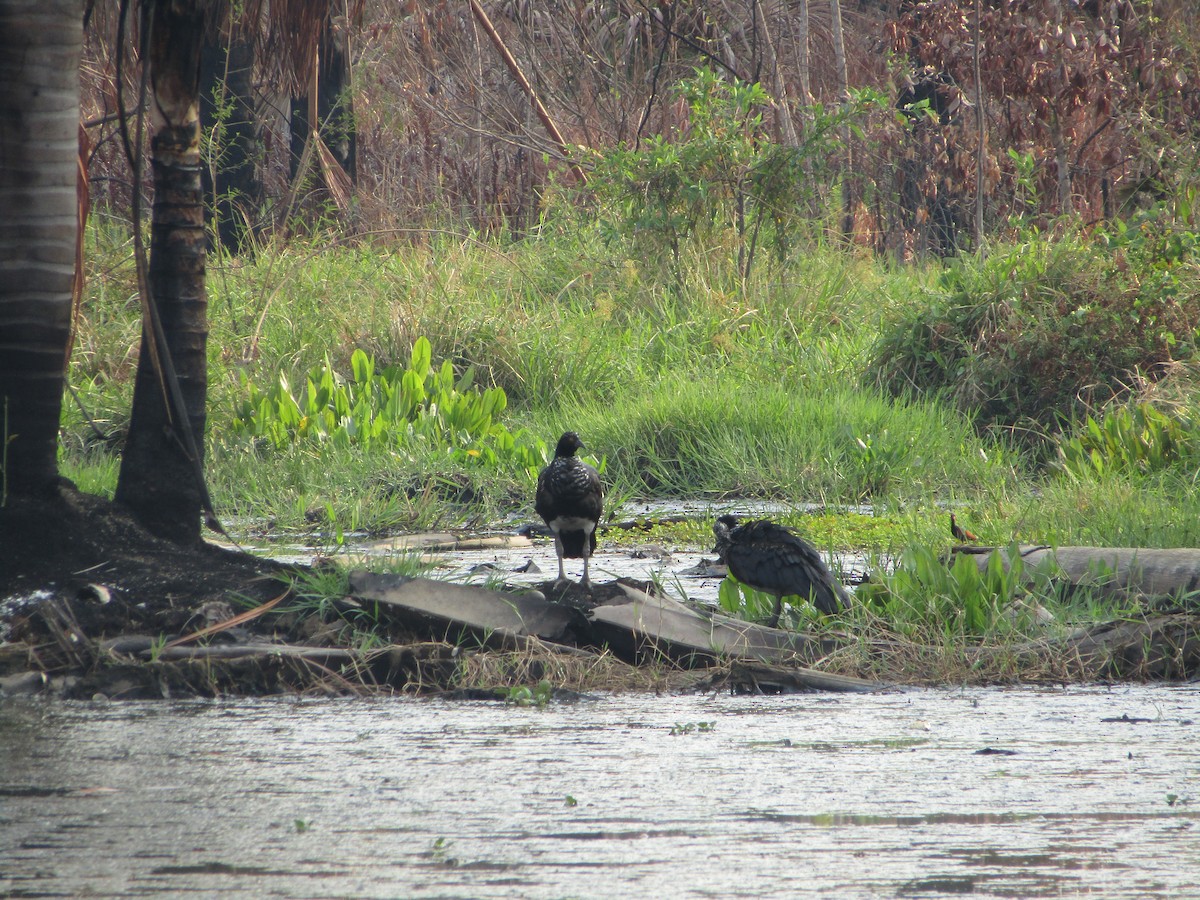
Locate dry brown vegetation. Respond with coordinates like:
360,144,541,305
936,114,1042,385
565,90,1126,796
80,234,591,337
76,1,1200,255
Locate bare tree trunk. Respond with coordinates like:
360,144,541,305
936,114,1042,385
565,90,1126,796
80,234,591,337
201,26,263,254
829,0,854,239
1053,118,1072,214
115,0,210,545
973,0,986,251
796,0,813,107
753,0,797,147
0,0,81,500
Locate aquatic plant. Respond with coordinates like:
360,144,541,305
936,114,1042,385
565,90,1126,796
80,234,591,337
856,543,1058,639
233,338,547,475
717,566,848,628
503,680,553,708
1054,402,1196,479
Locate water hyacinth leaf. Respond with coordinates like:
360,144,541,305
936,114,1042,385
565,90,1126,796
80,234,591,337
231,339,543,470
351,348,373,384
411,336,432,379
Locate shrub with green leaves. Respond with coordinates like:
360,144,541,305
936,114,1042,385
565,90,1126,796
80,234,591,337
1054,402,1197,480
589,68,885,278
868,228,1200,454
233,337,546,473
859,544,1056,639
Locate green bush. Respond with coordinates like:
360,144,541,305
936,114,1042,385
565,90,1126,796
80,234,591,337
588,68,885,280
868,226,1200,453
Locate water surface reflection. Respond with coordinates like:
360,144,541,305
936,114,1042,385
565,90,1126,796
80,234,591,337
2,685,1197,898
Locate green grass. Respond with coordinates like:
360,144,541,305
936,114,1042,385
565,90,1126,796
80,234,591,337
63,216,1200,562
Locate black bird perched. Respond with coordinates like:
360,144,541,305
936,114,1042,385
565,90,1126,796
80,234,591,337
535,432,603,588
949,513,979,543
712,515,851,626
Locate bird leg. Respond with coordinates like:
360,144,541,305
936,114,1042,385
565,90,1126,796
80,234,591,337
553,534,568,585
766,597,783,629
580,550,591,589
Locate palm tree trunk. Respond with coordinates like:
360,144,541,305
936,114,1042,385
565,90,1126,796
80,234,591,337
114,0,209,545
0,0,81,501
201,27,263,254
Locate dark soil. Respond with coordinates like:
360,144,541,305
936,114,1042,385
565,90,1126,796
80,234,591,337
2,480,285,596
1,480,294,674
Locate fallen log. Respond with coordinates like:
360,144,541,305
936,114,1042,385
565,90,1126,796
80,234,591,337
345,572,879,691
588,582,838,667
560,582,877,691
721,660,882,694
966,545,1200,603
347,571,582,648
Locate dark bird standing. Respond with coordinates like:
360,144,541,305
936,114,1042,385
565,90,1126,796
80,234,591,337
949,513,979,543
536,432,603,588
712,515,851,626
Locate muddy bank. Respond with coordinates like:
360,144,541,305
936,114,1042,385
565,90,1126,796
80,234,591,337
0,566,878,700
3,486,1200,700
5,556,1199,702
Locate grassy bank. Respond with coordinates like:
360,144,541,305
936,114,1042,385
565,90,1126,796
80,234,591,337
38,216,1200,688
63,215,1200,557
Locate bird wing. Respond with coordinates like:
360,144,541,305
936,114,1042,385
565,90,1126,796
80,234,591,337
536,458,603,524
724,520,847,614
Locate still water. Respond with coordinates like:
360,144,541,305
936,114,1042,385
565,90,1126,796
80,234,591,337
2,685,1198,898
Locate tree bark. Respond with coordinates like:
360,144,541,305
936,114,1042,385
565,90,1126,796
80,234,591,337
829,0,854,240
114,0,209,545
201,28,263,254
289,10,356,185
0,0,81,500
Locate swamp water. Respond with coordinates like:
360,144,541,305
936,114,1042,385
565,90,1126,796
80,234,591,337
235,498,876,610
2,684,1199,898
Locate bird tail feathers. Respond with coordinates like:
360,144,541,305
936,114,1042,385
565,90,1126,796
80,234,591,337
559,530,596,558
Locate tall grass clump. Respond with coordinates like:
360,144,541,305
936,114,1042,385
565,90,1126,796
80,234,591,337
206,219,898,416
533,371,1018,504
1025,473,1200,549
